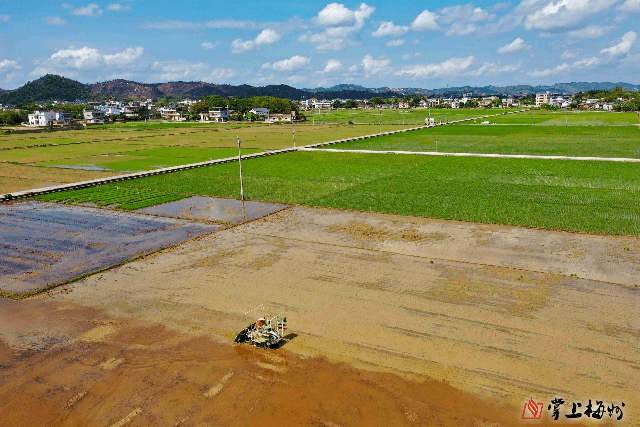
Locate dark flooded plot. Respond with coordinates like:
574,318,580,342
0,201,218,294
137,196,287,223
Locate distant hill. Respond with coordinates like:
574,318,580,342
0,75,92,104
0,75,399,103
1,75,638,104
88,79,164,99
402,82,640,96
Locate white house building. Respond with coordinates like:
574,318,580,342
200,107,229,123
265,111,296,123
159,107,185,121
249,108,270,117
535,93,550,106
27,111,71,127
83,109,105,124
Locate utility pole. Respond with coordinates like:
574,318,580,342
292,119,296,148
236,135,244,201
379,109,381,134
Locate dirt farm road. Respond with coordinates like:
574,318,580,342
1,206,638,426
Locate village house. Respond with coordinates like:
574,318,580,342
265,111,296,123
83,109,105,124
27,111,71,127
200,107,229,123
249,108,270,117
159,107,185,121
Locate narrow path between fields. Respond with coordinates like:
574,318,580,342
298,147,640,162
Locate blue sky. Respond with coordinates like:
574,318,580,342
0,0,639,89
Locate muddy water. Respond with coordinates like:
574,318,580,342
0,300,596,427
137,196,287,224
0,201,217,293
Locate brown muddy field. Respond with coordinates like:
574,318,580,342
1,205,638,426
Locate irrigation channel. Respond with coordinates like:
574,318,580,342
298,148,640,163
0,109,528,203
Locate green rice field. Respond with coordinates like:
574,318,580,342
35,186,189,210
326,125,640,158
40,151,640,235
307,107,523,125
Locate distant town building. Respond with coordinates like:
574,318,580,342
536,93,550,106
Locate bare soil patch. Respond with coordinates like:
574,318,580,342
0,300,597,427
1,205,637,425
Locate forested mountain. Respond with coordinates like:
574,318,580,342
0,75,92,104
0,74,637,104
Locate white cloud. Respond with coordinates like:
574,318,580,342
528,56,602,78
150,61,237,82
301,3,375,52
287,75,307,84
0,60,21,70
524,0,618,32
528,63,571,78
36,46,143,73
466,62,521,76
560,50,579,59
70,4,103,16
362,54,392,77
395,56,475,79
446,24,476,36
103,47,144,66
491,2,511,11
142,20,195,30
45,16,67,25
573,56,602,67
372,21,409,37
315,3,362,26
255,29,282,45
231,29,282,53
497,37,531,53
152,61,210,81
386,39,405,47
261,55,311,71
209,67,238,81
143,19,273,30
106,3,131,12
206,19,256,29
201,41,218,50
619,0,640,11
411,10,439,31
322,59,342,73
438,4,497,24
0,15,10,23
49,46,104,69
230,39,254,54
601,31,637,55
566,25,613,40
401,52,421,60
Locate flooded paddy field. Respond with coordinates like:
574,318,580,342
137,196,287,224
0,201,218,295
